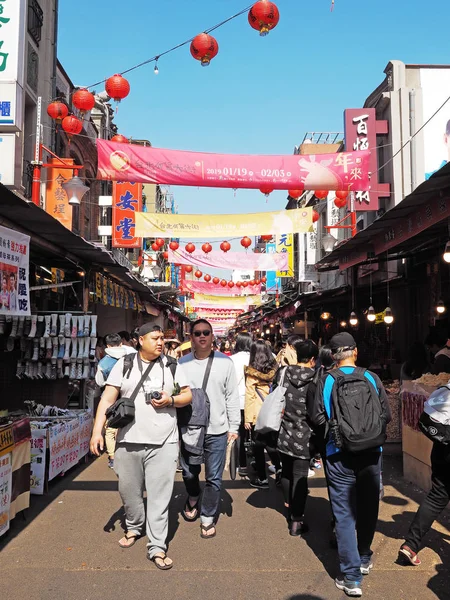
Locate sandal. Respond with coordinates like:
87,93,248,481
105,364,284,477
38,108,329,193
149,552,173,570
182,497,199,522
118,533,140,548
399,544,421,566
200,523,216,539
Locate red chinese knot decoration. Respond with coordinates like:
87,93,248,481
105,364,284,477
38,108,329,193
202,242,212,254
105,74,130,103
72,88,95,115
169,241,179,251
190,33,219,67
248,1,280,36
47,101,68,123
111,134,129,143
185,243,196,254
61,115,82,137
240,236,252,249
220,241,231,253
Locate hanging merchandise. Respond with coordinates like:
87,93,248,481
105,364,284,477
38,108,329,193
220,241,231,253
72,88,95,116
61,115,82,137
105,74,130,104
190,33,219,66
111,134,129,143
202,242,213,254
47,100,68,123
248,1,280,36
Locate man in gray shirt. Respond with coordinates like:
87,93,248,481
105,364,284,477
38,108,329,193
179,319,240,539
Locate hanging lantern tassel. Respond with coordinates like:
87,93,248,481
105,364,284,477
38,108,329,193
331,0,335,11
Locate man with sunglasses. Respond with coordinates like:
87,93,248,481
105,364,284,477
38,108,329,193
178,319,240,539
90,323,192,570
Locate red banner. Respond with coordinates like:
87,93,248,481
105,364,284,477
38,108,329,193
181,280,261,296
97,140,371,191
112,182,142,248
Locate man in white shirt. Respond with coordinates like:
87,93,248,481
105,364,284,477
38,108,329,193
90,324,192,570
179,319,240,539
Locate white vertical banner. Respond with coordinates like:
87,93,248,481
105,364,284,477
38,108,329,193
306,223,317,265
327,193,340,239
0,452,12,536
0,0,27,85
0,225,31,315
298,233,306,282
30,429,47,495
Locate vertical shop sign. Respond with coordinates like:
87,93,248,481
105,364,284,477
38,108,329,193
298,234,306,282
112,182,142,248
0,225,30,316
326,192,340,238
276,234,294,278
65,418,80,471
102,275,107,305
0,452,12,536
306,223,317,265
48,422,67,481
95,273,102,301
265,242,278,293
30,429,47,495
45,158,74,229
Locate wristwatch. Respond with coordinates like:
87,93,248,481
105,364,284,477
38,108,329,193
171,395,175,407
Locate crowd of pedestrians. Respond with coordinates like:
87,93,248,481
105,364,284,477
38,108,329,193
89,320,449,597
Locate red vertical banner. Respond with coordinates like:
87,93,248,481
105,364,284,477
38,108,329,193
112,182,142,248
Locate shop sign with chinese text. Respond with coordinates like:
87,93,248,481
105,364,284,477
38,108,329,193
0,224,30,315
0,452,12,536
45,158,73,229
0,0,26,86
112,182,142,248
276,234,294,278
30,429,47,495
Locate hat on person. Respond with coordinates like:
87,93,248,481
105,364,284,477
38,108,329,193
138,323,162,337
179,341,191,352
329,332,357,352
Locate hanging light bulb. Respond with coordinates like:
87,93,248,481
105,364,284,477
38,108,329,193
320,311,331,320
437,300,446,314
443,241,450,263
265,328,270,335
340,321,347,328
154,60,159,75
349,311,359,327
383,307,394,325
367,306,376,322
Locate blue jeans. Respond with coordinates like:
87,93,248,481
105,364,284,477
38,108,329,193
180,432,228,525
326,451,381,581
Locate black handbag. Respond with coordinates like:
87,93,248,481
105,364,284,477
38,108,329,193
105,355,159,429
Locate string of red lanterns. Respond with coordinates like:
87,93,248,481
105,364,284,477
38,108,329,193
47,100,68,123
72,88,95,116
111,134,129,143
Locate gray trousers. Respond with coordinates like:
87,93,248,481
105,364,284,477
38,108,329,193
115,441,178,557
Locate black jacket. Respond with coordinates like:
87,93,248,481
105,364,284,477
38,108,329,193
277,365,315,459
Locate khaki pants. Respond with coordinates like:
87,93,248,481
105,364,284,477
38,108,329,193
105,427,117,458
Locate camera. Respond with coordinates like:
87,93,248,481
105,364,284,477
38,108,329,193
145,391,162,404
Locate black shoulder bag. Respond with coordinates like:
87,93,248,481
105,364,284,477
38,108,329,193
106,354,159,429
177,352,214,427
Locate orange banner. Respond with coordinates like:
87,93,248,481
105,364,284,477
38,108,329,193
45,158,73,229
112,182,142,248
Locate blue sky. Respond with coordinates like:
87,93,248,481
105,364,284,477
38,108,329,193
58,0,450,253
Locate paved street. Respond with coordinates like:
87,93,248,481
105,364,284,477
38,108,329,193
1,455,449,600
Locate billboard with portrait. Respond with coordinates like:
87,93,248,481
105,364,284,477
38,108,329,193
421,68,450,180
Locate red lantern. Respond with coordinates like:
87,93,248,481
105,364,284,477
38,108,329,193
111,134,129,143
261,235,272,242
240,236,252,249
314,190,328,200
213,277,220,285
334,196,347,209
72,88,95,115
202,242,212,254
260,186,274,197
195,270,202,279
236,281,242,288
105,74,130,103
204,274,211,282
47,101,68,123
61,115,82,137
255,279,261,285
220,279,227,287
336,190,349,200
169,241,179,251
312,210,320,223
155,238,165,248
151,242,159,251
220,241,231,253
261,276,267,283
242,281,249,288
190,33,219,67
228,281,235,288
185,265,193,273
248,1,280,36
161,251,169,260
249,280,256,286
185,243,196,254
288,189,302,199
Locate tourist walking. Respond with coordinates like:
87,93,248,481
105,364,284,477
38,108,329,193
90,324,192,569
231,332,252,475
311,332,391,597
277,338,318,536
179,319,240,539
244,339,279,489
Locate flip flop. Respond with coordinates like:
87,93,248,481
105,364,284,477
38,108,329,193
118,533,140,548
200,523,216,539
149,552,173,570
399,545,421,566
182,497,199,522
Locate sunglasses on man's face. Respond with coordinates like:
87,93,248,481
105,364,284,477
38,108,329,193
193,330,212,337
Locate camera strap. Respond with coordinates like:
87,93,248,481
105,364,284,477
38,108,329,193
129,354,160,402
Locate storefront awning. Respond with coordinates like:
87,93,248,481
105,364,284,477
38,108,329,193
316,162,450,271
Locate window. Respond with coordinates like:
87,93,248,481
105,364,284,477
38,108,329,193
28,0,43,45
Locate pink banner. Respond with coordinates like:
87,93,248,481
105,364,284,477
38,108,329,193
182,280,261,296
97,140,371,191
169,248,287,271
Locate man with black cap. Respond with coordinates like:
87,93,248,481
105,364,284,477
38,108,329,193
311,332,391,597
90,324,192,570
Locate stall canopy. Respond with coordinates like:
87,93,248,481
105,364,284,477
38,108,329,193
316,162,450,272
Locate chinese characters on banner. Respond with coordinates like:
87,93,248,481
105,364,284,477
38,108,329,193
45,158,74,229
0,452,12,537
276,234,294,278
327,192,340,238
112,182,142,248
30,429,47,495
344,108,390,211
0,225,30,316
48,422,67,481
306,223,317,265
265,242,279,293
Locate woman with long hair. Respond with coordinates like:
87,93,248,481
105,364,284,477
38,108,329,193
231,333,253,475
244,339,279,488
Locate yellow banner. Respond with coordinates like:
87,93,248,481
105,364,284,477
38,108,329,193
188,294,261,307
136,208,312,239
276,233,294,278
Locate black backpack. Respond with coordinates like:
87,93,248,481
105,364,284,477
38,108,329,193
122,353,177,379
328,367,387,453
